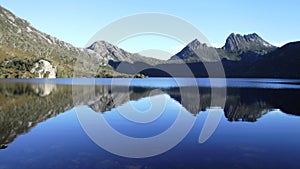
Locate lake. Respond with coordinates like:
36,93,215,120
0,78,300,169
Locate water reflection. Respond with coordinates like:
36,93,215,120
225,88,300,121
0,82,73,149
31,83,57,97
1,81,300,149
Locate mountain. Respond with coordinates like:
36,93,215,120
110,33,281,77
245,41,300,78
87,41,162,65
100,33,300,78
223,33,276,54
169,39,236,62
169,33,276,63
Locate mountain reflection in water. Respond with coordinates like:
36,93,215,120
0,81,300,149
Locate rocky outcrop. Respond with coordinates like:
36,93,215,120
30,60,57,78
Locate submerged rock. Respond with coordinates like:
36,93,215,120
0,144,8,149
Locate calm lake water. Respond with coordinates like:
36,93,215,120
0,78,300,169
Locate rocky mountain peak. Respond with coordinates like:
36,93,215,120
223,33,275,53
87,41,113,53
169,39,221,62
86,41,163,65
86,41,136,62
187,39,206,48
88,40,113,48
186,39,211,50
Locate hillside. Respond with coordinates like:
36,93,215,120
245,42,300,78
0,6,137,78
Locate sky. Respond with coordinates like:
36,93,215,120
1,0,300,60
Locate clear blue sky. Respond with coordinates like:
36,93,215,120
1,0,300,59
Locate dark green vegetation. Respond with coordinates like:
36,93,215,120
0,57,36,78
